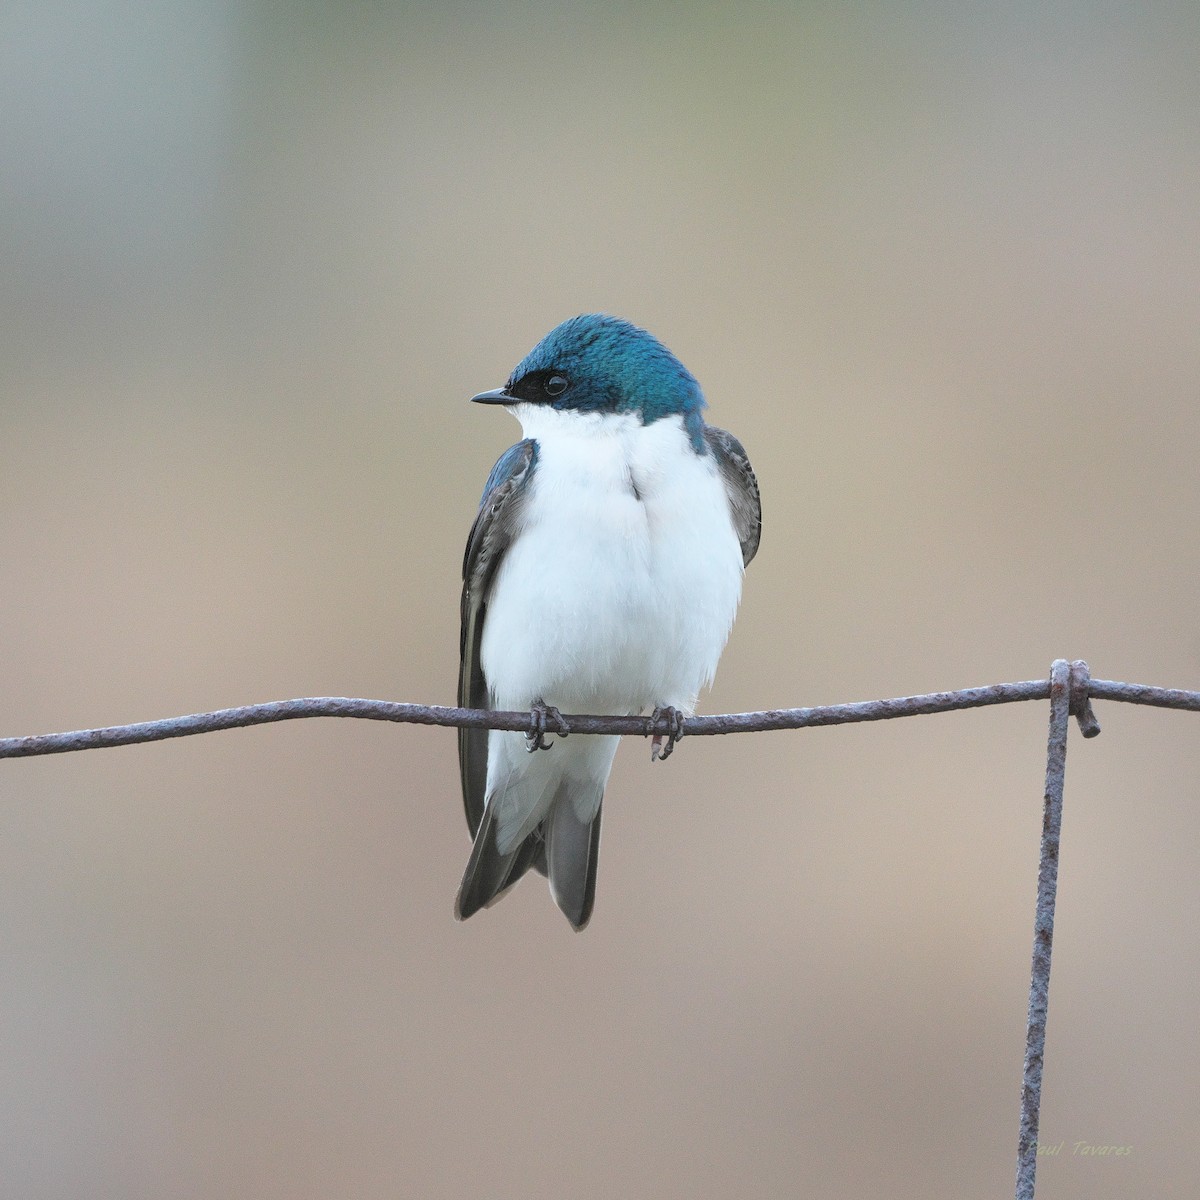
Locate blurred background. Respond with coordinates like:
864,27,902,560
2,1,1198,1196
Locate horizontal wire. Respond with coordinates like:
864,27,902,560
0,675,1196,760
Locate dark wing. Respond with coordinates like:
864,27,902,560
458,439,538,837
704,426,762,566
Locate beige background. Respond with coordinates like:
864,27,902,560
2,3,1198,1197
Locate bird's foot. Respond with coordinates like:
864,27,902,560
526,701,570,753
650,706,685,762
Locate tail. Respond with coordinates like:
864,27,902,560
545,790,603,930
455,787,603,931
454,800,544,923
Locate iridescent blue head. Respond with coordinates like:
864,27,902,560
472,314,708,451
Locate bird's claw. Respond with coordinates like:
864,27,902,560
526,702,570,753
650,706,685,762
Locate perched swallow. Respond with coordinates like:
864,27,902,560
456,314,760,929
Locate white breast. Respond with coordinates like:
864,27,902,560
480,406,744,716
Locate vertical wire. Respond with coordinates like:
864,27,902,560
1015,659,1072,1199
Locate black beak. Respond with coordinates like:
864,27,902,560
470,387,513,405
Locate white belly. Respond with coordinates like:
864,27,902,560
480,409,744,716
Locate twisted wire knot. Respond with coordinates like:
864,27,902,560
1067,659,1102,738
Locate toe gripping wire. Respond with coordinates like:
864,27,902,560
525,702,571,753
1015,659,1099,1200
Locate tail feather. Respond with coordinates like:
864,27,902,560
546,790,603,931
455,803,541,921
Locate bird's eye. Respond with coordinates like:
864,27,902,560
544,375,568,397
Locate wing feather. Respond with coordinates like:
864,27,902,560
704,426,761,566
457,439,538,836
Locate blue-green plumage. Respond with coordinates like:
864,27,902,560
501,314,709,453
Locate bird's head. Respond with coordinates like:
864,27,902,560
472,314,706,445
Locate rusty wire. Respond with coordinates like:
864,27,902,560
2,661,1198,1200
1,669,1197,760
1015,659,1072,1200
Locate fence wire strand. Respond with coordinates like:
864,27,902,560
3,660,1198,1200
1016,659,1072,1200
1,672,1197,761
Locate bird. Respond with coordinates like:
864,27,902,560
455,314,761,930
